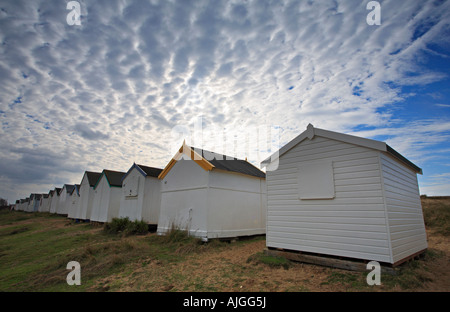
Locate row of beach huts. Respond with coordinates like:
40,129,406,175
12,125,428,266
14,140,267,240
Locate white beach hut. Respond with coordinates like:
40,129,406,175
45,190,53,213
29,194,41,212
49,188,61,214
17,199,25,211
118,163,162,226
76,171,102,221
57,184,75,216
67,185,80,219
38,194,50,212
23,197,31,212
19,199,27,211
157,143,267,241
261,124,427,265
90,170,126,223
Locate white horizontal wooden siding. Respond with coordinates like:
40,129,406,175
206,170,266,239
380,153,427,263
119,168,145,222
157,159,209,238
266,136,392,263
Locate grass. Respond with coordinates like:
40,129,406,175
0,211,175,291
103,217,149,236
0,211,98,291
0,196,448,292
318,249,443,291
422,197,450,236
246,252,292,270
0,212,230,291
146,227,226,257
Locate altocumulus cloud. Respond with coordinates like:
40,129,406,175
0,0,450,201
74,122,110,141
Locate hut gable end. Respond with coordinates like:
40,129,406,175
263,124,427,265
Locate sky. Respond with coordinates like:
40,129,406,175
0,0,449,203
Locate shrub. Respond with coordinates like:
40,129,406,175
103,217,149,236
124,220,149,236
103,217,130,234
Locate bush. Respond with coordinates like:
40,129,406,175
103,217,149,236
124,220,149,236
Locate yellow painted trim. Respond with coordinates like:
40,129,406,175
157,143,215,180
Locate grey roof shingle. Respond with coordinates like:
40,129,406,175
64,184,75,194
103,170,126,187
85,171,102,187
190,147,266,179
136,164,163,178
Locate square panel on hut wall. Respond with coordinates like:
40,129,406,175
123,170,140,197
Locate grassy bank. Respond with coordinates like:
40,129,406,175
0,196,448,292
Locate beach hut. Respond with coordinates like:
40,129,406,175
76,171,102,221
14,200,20,211
24,197,31,212
157,142,267,241
49,188,61,214
261,124,427,265
45,190,53,213
57,184,75,215
18,199,27,211
90,170,126,223
38,194,50,212
67,185,80,219
29,194,41,212
118,163,162,226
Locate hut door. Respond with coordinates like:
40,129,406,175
126,175,139,197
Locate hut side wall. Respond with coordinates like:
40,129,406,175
380,153,428,263
206,170,266,239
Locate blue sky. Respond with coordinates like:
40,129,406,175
0,0,449,202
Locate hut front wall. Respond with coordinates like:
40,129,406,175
50,194,59,213
78,175,95,220
119,168,146,222
266,135,393,263
157,158,209,237
142,176,161,225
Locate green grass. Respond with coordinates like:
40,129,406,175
0,211,98,291
321,271,368,290
1,196,448,292
103,217,149,236
0,211,229,291
246,252,292,270
422,198,450,236
0,211,151,291
319,249,442,291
